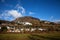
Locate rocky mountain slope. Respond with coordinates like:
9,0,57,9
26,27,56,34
13,16,60,27
13,16,41,26
0,16,60,27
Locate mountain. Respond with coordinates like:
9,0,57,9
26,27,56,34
0,20,10,24
0,16,60,32
13,16,58,27
14,16,40,22
13,16,41,26
54,21,60,24
0,16,60,27
0,20,15,24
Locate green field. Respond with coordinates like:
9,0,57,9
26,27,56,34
0,32,60,40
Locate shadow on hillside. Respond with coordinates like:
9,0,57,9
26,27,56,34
28,34,60,40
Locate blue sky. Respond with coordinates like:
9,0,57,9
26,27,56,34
0,0,60,22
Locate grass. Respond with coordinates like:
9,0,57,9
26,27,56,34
0,32,60,40
28,32,60,40
0,34,30,40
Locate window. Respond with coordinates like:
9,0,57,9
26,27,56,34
11,26,15,29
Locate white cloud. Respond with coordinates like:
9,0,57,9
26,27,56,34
0,4,25,21
8,10,22,18
29,11,35,15
15,4,25,14
1,0,5,2
49,16,54,21
0,11,11,20
54,20,60,22
0,10,23,21
50,16,53,20
40,18,47,21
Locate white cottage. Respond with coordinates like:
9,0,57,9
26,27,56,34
31,28,36,32
25,28,30,31
7,26,15,32
24,22,32,25
15,29,20,32
38,28,46,31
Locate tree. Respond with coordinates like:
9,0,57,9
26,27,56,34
1,26,7,32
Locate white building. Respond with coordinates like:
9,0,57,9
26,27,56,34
0,27,1,29
20,28,24,31
17,21,32,25
23,22,32,25
25,28,30,31
15,29,20,32
7,26,15,32
31,28,36,32
38,28,46,31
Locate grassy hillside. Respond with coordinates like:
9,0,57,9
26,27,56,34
0,32,60,40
